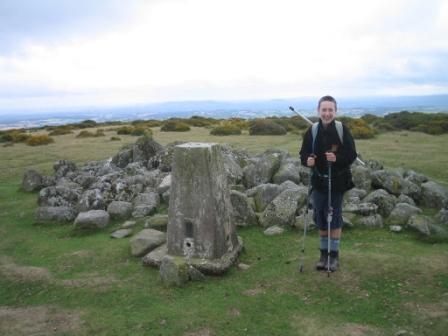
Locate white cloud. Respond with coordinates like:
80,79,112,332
0,0,447,110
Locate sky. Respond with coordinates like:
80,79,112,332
1,0,448,112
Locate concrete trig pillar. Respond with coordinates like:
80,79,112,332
167,142,240,260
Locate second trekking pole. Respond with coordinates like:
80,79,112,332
326,160,333,277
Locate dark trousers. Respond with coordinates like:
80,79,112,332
312,189,344,231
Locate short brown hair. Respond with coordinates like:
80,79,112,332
318,95,337,111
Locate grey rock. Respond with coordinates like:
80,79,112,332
73,174,96,188
397,194,416,206
363,189,397,217
249,183,283,212
259,187,307,227
159,255,189,287
130,228,166,256
390,225,403,233
121,220,137,229
132,137,164,167
342,214,355,228
343,202,378,216
110,229,132,238
237,263,251,271
107,201,133,219
74,210,109,229
111,147,133,168
35,206,77,223
294,211,316,230
53,160,77,179
242,152,282,188
157,174,171,194
146,214,169,229
420,181,448,209
407,214,447,237
371,170,421,199
388,203,422,226
346,188,368,200
22,170,43,192
435,209,448,225
221,147,244,185
132,192,160,218
365,159,383,171
357,214,383,228
352,166,372,191
38,185,81,207
142,243,168,267
404,170,428,186
188,266,206,282
263,225,285,236
230,190,258,227
77,189,105,212
272,157,301,185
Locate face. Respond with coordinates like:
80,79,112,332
318,101,336,126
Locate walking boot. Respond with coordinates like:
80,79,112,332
329,251,339,272
316,249,328,271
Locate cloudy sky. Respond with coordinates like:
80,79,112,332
1,0,448,111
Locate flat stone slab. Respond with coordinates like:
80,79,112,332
264,225,284,236
130,229,166,256
144,236,243,275
110,229,132,239
142,244,168,267
74,210,109,229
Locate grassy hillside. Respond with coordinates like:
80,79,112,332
0,127,447,335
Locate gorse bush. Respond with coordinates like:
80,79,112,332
184,116,218,127
210,123,242,136
339,117,376,139
76,130,105,138
161,120,191,132
131,120,163,128
0,129,30,143
383,111,448,135
25,134,55,146
48,127,73,136
249,119,287,135
116,126,153,136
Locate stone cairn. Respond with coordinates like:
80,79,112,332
23,137,448,285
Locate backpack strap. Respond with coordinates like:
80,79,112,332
335,120,344,144
311,121,344,154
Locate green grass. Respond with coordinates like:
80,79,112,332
0,126,447,335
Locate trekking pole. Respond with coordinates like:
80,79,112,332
288,106,365,166
298,170,312,273
327,160,333,278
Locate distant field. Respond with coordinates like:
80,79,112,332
1,126,447,186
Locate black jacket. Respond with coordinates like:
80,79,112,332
299,119,357,192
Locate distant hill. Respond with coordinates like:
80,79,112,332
1,94,447,130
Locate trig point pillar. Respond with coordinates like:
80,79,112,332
166,142,242,273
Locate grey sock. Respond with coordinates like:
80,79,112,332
330,239,340,252
320,236,329,250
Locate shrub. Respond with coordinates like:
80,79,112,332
26,134,55,146
116,125,153,136
76,130,104,138
161,120,191,132
227,118,250,130
339,117,376,139
110,136,121,141
76,120,98,129
116,126,133,135
210,123,242,136
249,119,287,135
48,127,73,136
131,120,163,128
0,130,30,143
